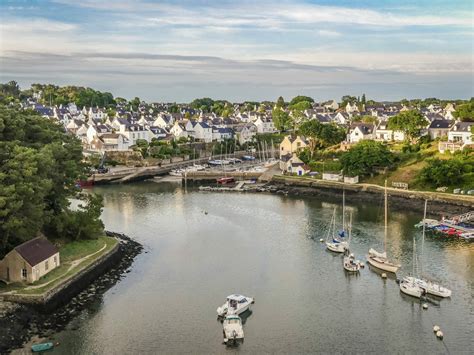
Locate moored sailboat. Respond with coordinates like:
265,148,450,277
399,234,425,298
325,208,348,253
367,180,401,273
343,213,361,272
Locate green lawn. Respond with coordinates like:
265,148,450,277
0,236,118,296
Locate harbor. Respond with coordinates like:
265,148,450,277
21,181,473,354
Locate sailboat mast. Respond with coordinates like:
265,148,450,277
421,199,427,275
342,189,346,232
384,179,388,253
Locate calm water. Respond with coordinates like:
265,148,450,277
51,182,473,354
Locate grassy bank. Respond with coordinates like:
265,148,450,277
0,236,118,296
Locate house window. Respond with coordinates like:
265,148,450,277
54,256,57,266
297,142,301,148
22,268,27,279
45,260,49,271
281,147,284,151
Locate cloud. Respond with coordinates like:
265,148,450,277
317,30,341,37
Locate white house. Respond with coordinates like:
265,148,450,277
254,117,277,133
282,153,309,175
101,133,130,151
374,122,405,142
448,121,473,145
192,122,213,143
212,127,234,142
170,122,188,139
347,123,375,143
324,100,339,111
345,102,359,114
153,114,174,129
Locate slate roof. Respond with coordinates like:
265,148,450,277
428,120,454,129
452,121,473,132
15,237,58,267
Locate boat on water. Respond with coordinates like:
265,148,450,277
404,200,452,298
325,191,348,253
31,342,54,352
169,169,184,176
217,294,254,317
367,180,401,273
217,177,235,185
399,232,425,298
343,214,361,272
222,314,244,345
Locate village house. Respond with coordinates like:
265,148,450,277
280,153,310,175
254,117,277,133
191,121,213,143
100,133,130,151
447,121,473,145
0,237,60,284
374,122,405,142
347,122,375,143
170,122,188,139
234,124,257,145
427,120,454,140
212,127,234,142
279,135,308,158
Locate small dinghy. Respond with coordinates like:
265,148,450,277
222,314,244,345
217,294,254,317
31,342,54,353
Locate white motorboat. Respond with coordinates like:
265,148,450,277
222,314,244,345
367,181,401,273
217,294,254,317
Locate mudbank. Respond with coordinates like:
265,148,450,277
0,232,143,354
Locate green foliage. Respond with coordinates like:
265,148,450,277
0,105,101,256
272,107,292,131
453,100,474,122
299,120,346,157
388,110,427,141
418,158,469,187
340,140,394,176
28,83,115,107
276,96,285,108
289,96,314,106
341,95,357,108
190,98,214,112
289,101,312,111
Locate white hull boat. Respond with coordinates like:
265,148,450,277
169,169,184,176
343,253,360,272
327,241,347,253
404,276,452,298
400,277,425,298
222,314,244,345
367,253,400,273
217,294,254,317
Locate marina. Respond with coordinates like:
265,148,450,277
38,182,473,354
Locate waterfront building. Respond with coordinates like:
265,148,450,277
0,237,60,284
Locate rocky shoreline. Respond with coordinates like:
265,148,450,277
0,232,143,354
263,182,473,216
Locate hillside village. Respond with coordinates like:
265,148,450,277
20,92,473,156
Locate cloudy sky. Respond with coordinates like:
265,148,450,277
0,0,472,102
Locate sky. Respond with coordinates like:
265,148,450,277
0,0,473,102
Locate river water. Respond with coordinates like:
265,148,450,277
51,182,473,354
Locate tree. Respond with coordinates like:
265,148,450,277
289,95,314,106
0,105,102,256
289,101,312,111
340,140,394,176
272,107,292,131
276,96,285,108
388,110,427,142
361,94,366,105
299,120,346,158
453,100,474,122
418,158,465,187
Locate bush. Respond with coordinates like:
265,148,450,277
340,140,394,176
418,158,465,187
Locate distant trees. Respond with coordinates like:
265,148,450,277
289,95,314,106
272,107,292,131
453,100,474,122
388,110,427,142
340,140,394,177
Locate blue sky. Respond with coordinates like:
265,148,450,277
0,0,472,102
